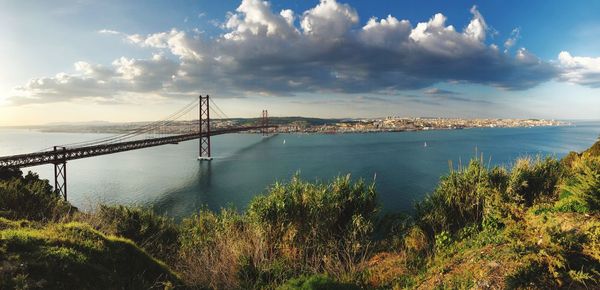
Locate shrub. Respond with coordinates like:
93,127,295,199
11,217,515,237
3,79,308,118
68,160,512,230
0,168,73,221
505,210,600,289
507,156,564,206
415,158,504,237
403,226,429,255
178,208,272,289
374,213,413,251
506,224,599,288
80,205,179,263
563,139,600,168
434,230,452,250
247,174,377,278
555,156,600,213
176,175,378,288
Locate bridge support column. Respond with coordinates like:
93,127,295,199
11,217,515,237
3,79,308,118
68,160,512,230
261,110,269,136
198,95,212,161
53,146,67,200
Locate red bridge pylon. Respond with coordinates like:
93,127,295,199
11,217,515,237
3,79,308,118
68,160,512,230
261,110,269,136
198,95,212,161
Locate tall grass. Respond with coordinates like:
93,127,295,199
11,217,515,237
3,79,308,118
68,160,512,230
175,175,378,288
507,156,564,206
248,174,377,277
414,156,565,238
177,208,268,289
415,157,505,238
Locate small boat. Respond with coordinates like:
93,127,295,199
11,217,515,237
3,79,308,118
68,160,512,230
424,142,427,147
283,139,286,144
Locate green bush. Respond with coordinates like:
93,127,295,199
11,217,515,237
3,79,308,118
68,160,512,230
178,208,270,289
0,168,73,221
562,138,599,168
415,159,505,237
81,204,179,263
247,174,377,273
507,156,564,206
506,223,599,288
555,156,600,213
434,230,452,250
374,213,414,251
176,175,378,289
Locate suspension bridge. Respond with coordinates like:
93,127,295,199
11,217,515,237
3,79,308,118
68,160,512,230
0,95,275,200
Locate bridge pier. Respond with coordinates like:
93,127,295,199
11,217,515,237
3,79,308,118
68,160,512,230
198,95,212,161
53,146,67,200
261,110,269,136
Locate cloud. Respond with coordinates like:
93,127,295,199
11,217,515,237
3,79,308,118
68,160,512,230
127,29,204,61
11,54,179,104
504,27,520,52
98,29,121,35
464,5,488,42
424,88,458,95
12,0,575,105
300,0,358,39
434,95,494,104
421,88,493,104
557,51,600,87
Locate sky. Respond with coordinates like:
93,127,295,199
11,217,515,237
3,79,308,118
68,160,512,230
1,0,599,126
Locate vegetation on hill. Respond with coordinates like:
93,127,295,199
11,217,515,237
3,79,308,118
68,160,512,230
0,138,598,289
0,168,73,221
0,218,181,289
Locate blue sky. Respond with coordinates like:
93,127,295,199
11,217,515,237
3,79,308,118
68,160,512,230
1,0,599,125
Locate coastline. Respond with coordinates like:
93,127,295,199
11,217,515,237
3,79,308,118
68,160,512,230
1,118,572,135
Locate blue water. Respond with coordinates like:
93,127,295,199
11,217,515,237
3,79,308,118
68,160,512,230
0,122,598,218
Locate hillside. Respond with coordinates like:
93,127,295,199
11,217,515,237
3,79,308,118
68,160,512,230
0,218,181,289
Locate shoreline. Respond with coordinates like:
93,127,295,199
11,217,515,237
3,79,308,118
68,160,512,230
16,122,571,135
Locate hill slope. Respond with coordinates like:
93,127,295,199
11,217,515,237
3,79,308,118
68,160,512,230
0,218,181,289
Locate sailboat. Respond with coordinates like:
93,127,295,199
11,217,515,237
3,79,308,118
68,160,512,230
424,142,427,147
283,139,286,144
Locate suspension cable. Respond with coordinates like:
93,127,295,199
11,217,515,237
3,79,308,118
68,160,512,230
209,98,230,119
37,98,199,151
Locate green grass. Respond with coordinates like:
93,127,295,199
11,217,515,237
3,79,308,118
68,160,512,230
0,219,181,289
276,274,360,290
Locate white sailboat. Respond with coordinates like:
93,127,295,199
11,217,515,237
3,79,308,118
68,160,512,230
424,142,427,147
283,139,286,144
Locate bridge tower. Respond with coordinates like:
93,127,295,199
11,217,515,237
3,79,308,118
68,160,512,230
53,146,67,200
261,110,269,136
198,95,212,161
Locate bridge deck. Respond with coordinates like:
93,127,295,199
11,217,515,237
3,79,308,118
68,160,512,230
0,125,274,168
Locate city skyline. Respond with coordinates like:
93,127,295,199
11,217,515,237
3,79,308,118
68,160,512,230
1,0,600,126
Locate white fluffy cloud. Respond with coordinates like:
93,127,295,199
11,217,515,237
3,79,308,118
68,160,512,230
300,0,358,39
13,54,178,104
558,51,600,87
11,0,594,105
504,27,520,52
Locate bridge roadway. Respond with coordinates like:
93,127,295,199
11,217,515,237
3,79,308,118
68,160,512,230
0,125,274,168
